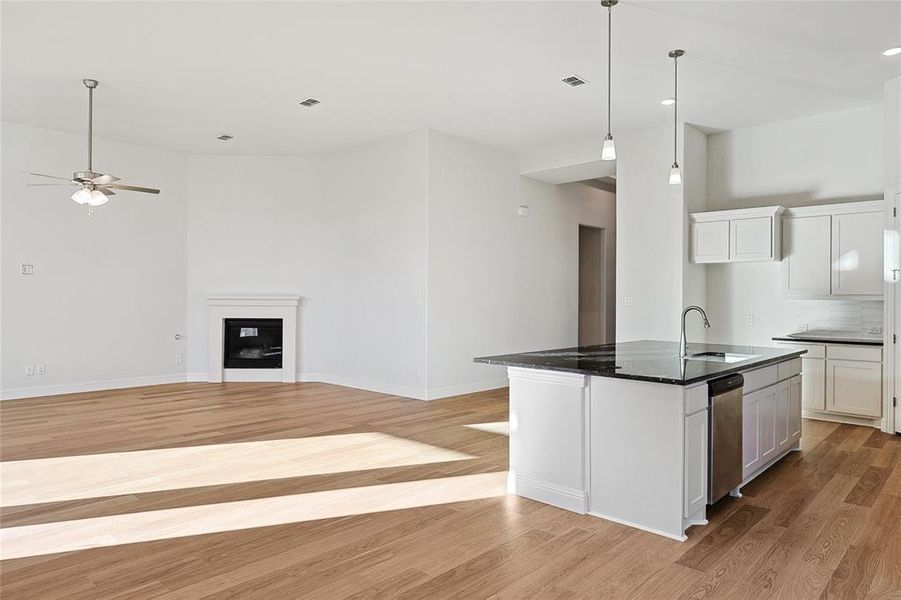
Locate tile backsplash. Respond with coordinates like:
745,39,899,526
785,299,884,336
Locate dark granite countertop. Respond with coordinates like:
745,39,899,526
772,334,883,347
474,340,806,386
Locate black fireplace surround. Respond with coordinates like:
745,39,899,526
223,318,283,369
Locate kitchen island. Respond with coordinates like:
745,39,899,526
474,340,806,541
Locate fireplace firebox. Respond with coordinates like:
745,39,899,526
223,318,283,369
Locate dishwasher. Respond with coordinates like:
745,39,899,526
707,373,744,504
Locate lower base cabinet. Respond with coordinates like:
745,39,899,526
683,408,708,518
826,359,882,418
743,374,802,481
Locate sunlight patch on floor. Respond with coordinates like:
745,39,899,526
0,433,473,507
0,471,509,560
463,422,510,436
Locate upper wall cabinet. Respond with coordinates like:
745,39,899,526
689,206,784,264
782,200,884,297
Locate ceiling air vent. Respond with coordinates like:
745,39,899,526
561,75,588,87
299,98,321,107
216,134,234,141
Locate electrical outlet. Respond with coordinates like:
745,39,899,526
20,264,35,276
24,364,34,376
176,354,183,365
745,314,754,327
517,205,529,217
37,364,46,375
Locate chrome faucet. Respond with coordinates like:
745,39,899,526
680,306,711,357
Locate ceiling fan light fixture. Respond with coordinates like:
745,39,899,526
71,188,92,205
87,190,109,206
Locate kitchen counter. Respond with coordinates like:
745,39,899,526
475,340,806,386
772,334,883,347
477,339,804,542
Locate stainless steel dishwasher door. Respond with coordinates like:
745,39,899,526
708,383,743,504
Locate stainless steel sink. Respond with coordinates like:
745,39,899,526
685,351,760,363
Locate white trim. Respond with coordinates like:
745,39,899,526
297,372,428,400
186,371,208,383
587,510,688,542
690,205,784,223
207,295,300,384
0,374,186,401
508,472,588,514
802,409,882,429
784,199,884,217
507,367,589,387
426,379,508,400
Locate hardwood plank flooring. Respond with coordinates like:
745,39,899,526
1,382,899,599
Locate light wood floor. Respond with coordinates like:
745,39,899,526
1,382,899,599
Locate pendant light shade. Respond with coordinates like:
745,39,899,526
71,188,92,205
667,49,685,185
600,0,617,161
668,164,682,185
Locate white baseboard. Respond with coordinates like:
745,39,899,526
298,372,428,400
426,378,509,400
0,374,186,401
2,372,507,404
802,409,882,429
508,472,587,514
587,510,688,542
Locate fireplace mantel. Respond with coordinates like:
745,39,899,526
207,295,300,383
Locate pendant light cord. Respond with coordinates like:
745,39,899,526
607,3,612,136
673,53,677,163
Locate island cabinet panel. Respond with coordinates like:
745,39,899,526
506,368,589,513
683,409,708,518
741,372,803,482
789,375,802,443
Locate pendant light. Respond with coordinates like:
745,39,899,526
668,49,685,185
600,0,617,161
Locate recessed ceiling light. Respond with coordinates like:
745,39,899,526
216,134,234,141
883,47,901,56
561,75,588,87
299,98,321,107
661,98,675,106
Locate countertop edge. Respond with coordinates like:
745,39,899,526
474,349,807,387
771,336,883,347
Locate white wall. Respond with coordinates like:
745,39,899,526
704,105,885,346
707,104,884,210
1,122,188,397
427,130,615,396
615,124,687,342
186,131,429,397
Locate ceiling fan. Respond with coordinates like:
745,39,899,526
27,79,160,212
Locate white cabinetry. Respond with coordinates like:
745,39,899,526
741,365,802,482
783,215,832,296
775,341,883,420
831,211,885,295
782,201,884,297
692,221,730,263
690,206,783,264
683,408,708,518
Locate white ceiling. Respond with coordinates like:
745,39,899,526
2,1,898,157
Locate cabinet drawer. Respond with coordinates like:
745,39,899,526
774,341,826,359
743,365,777,393
826,345,882,362
684,384,709,415
777,358,802,381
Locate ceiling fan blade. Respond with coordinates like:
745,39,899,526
96,187,116,196
27,182,78,186
105,183,160,194
27,172,74,181
90,174,121,185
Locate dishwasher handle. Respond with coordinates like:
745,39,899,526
709,373,744,397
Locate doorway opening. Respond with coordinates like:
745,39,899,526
579,225,614,346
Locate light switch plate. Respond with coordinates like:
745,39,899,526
20,264,34,276
517,205,529,217
623,296,634,306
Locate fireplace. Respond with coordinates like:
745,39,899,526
223,318,283,369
